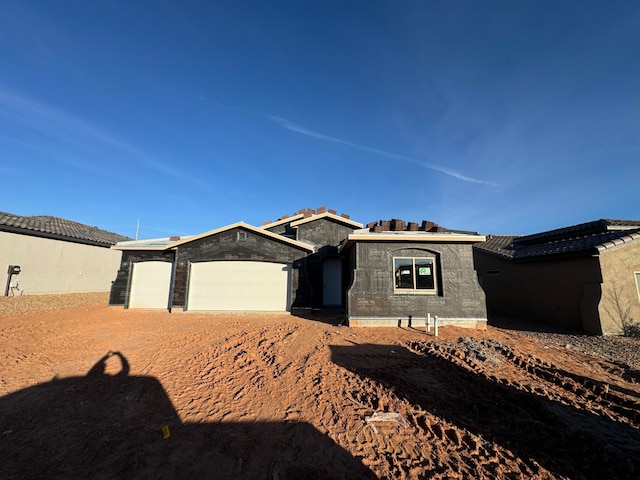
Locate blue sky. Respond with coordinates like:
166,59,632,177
1,1,638,239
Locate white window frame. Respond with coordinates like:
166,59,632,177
635,271,640,303
393,256,437,295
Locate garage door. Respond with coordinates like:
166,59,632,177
128,261,172,309
187,261,290,311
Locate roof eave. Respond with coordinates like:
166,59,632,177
111,245,169,251
342,233,486,251
346,233,486,242
259,214,305,230
0,225,116,248
168,221,314,252
290,212,363,229
595,231,640,254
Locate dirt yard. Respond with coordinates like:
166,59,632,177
1,294,639,479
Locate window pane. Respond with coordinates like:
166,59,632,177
636,272,640,297
394,258,414,289
415,259,435,290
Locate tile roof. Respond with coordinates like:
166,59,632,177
0,211,131,247
475,219,640,261
512,219,640,246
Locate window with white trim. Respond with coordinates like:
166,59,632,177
394,257,437,294
635,272,640,302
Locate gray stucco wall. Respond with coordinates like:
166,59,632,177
172,227,311,309
347,241,487,327
295,219,356,248
108,250,175,306
264,223,295,237
294,219,357,308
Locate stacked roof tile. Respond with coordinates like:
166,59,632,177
0,211,131,247
366,219,447,233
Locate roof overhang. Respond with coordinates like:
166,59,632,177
168,222,314,252
595,230,640,254
111,236,192,251
111,245,169,251
0,224,115,248
341,231,486,251
289,212,363,229
259,213,305,230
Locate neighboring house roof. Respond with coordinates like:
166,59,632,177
475,219,640,262
0,211,130,247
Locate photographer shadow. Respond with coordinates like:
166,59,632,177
0,352,376,480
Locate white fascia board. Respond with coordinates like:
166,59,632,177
111,245,168,251
168,221,314,252
259,214,305,230
345,232,486,243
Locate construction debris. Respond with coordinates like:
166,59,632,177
364,412,408,434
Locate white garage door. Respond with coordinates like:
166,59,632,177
187,261,290,311
128,261,172,309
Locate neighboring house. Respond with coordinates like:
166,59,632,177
473,219,640,335
0,211,129,295
109,208,488,329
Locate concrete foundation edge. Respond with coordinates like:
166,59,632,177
348,316,488,329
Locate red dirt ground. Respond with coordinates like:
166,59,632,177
1,300,639,479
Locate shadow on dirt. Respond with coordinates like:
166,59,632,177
330,343,640,480
487,315,586,335
0,352,375,480
291,309,346,326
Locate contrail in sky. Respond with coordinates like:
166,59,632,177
0,90,206,186
263,114,498,186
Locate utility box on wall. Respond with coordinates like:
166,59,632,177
7,265,21,275
5,264,21,296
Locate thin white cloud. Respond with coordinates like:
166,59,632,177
264,114,498,186
0,90,206,186
0,165,26,175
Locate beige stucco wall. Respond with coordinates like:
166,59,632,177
598,240,640,335
0,231,122,295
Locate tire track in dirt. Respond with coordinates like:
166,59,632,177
408,338,640,427
404,337,640,479
327,342,543,480
5,302,639,480
136,321,317,424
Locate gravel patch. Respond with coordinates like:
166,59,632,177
0,292,109,315
517,332,640,369
491,317,640,369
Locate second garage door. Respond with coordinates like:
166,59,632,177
128,261,172,309
187,261,291,311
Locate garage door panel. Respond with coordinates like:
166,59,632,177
129,261,172,309
187,261,290,311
